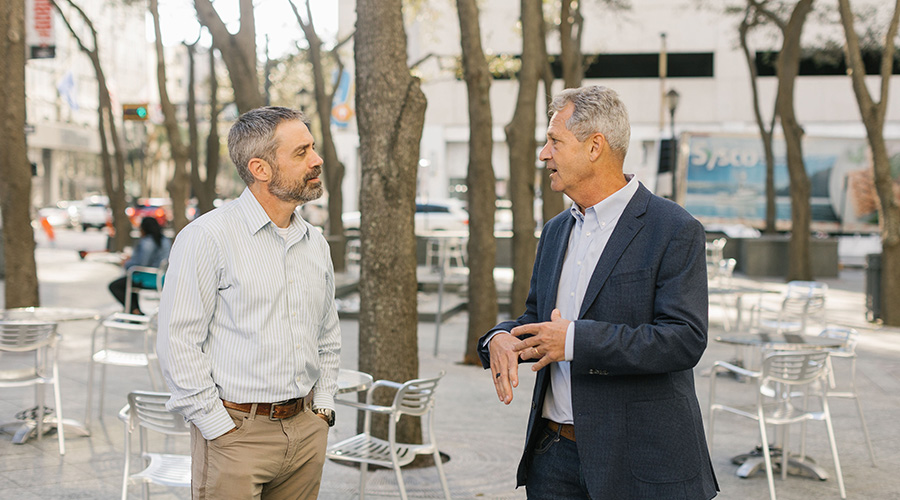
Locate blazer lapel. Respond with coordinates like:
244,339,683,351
542,215,575,319
578,184,650,318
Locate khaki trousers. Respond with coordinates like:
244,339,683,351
191,404,329,500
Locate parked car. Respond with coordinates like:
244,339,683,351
126,198,172,228
78,195,111,231
342,200,469,235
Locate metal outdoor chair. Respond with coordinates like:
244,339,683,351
124,259,167,315
801,327,876,466
749,281,828,335
119,390,191,500
706,238,727,279
327,371,451,500
0,321,65,455
708,350,845,500
85,312,160,430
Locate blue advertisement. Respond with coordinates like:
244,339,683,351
677,133,900,233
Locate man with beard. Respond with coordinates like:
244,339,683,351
157,106,341,500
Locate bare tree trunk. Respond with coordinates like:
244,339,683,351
775,0,813,281
540,2,564,224
355,0,427,445
740,4,779,234
559,0,584,89
203,50,221,215
290,0,347,272
838,0,900,326
186,41,208,215
505,0,543,315
457,0,498,365
194,0,264,114
151,0,189,233
52,0,130,251
0,0,40,307
753,0,814,280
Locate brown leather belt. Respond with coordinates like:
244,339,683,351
547,420,576,442
222,392,313,420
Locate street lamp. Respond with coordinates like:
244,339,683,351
665,88,680,200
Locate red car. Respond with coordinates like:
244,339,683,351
126,198,172,228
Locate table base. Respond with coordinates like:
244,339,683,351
732,446,829,481
2,416,90,444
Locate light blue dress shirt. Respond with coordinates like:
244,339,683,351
543,175,638,425
157,188,341,439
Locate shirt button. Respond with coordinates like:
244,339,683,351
577,261,582,266
570,292,575,297
291,312,296,317
586,232,591,236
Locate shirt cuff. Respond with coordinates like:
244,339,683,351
482,329,511,348
193,404,236,440
565,321,575,361
313,391,335,412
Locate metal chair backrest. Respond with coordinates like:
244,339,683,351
818,327,858,354
761,350,829,388
127,391,189,436
391,374,443,419
0,321,57,352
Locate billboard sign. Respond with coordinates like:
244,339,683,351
676,132,900,233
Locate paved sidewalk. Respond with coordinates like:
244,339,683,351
1,237,898,499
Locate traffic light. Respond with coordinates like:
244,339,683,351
123,103,149,121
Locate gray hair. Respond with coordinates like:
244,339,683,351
548,86,631,158
227,106,310,185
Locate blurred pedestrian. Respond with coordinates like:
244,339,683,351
107,216,171,315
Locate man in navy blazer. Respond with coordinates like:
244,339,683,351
479,86,718,499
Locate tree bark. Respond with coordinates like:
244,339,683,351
52,0,130,251
194,0,264,114
540,1,564,224
0,0,40,308
505,0,542,315
355,0,427,445
290,0,347,272
456,0,498,365
838,0,900,326
757,0,814,280
203,50,221,215
740,4,779,234
151,0,190,234
186,41,209,215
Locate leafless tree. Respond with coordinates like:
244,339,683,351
753,0,815,280
51,0,131,251
838,0,900,325
150,0,190,232
355,0,427,444
506,0,545,315
194,0,264,114
0,0,39,307
456,0,498,365
738,3,779,234
288,0,353,271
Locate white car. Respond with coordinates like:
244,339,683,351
78,195,111,230
343,200,469,235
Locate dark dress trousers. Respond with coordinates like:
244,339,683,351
479,183,718,500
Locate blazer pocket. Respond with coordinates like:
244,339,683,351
626,397,702,483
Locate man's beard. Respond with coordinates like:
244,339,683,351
268,163,323,203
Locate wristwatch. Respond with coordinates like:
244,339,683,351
313,408,335,427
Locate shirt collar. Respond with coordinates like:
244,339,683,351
237,187,310,240
569,174,639,226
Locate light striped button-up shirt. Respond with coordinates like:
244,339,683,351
157,188,341,440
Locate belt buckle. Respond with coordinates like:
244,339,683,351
269,399,290,420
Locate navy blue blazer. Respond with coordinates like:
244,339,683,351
479,183,718,500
